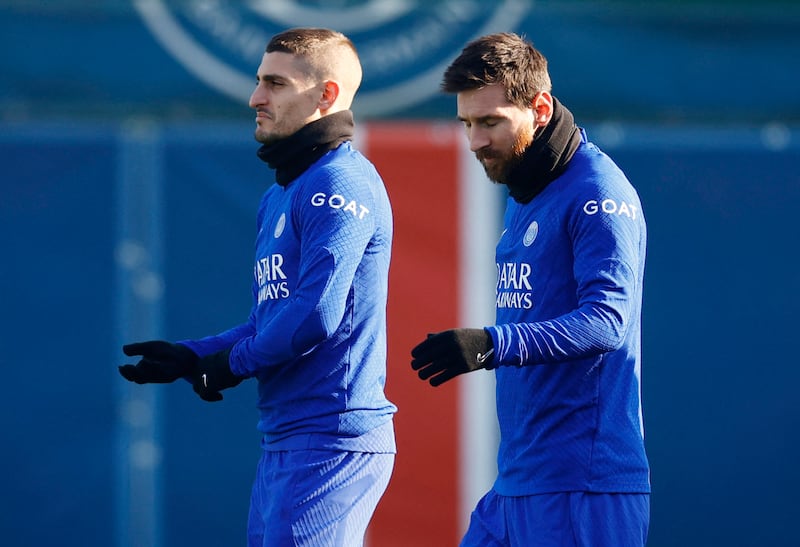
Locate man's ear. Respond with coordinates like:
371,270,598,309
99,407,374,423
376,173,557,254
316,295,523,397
319,80,340,112
532,91,554,127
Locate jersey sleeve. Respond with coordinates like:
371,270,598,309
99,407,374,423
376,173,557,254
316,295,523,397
177,288,258,359
488,175,645,367
228,164,376,375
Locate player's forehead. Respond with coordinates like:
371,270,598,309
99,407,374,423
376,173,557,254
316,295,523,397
456,84,521,121
256,51,312,82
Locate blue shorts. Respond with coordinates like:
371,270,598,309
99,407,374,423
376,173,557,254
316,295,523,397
247,449,394,547
460,489,649,547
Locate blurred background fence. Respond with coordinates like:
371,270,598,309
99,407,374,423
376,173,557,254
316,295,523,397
1,2,799,546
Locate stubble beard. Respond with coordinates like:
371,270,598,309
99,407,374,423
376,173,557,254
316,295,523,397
255,126,282,146
254,112,308,146
253,111,291,146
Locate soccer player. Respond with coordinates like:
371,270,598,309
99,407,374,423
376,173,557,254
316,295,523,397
410,33,650,546
119,28,397,547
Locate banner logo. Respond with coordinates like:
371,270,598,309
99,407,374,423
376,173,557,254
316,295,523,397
133,0,529,116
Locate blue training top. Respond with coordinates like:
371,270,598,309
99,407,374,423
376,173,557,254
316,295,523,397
485,132,650,495
182,142,397,453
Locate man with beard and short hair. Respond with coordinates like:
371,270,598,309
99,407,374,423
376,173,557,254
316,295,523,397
410,32,650,546
119,27,397,547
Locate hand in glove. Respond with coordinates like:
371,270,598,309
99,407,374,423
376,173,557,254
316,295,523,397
119,341,198,384
191,349,243,402
410,328,494,387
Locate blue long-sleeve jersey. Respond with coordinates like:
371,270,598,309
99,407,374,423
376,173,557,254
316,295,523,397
485,131,650,495
181,142,396,453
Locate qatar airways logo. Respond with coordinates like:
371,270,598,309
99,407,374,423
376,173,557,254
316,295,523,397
583,198,639,220
133,0,529,116
255,254,289,304
496,261,533,309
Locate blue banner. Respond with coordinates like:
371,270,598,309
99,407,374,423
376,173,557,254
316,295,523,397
1,1,798,121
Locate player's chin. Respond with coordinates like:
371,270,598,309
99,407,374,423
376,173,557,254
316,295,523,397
254,128,276,144
482,164,504,183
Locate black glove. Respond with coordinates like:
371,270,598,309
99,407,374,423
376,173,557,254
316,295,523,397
410,328,494,387
119,341,198,384
191,349,243,402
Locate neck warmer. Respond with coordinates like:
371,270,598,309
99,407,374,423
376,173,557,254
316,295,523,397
256,110,355,186
505,98,582,204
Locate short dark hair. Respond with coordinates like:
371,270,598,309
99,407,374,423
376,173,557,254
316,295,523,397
266,27,360,84
441,32,552,109
266,27,357,59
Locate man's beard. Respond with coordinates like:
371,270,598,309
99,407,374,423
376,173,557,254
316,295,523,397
477,125,536,183
254,111,292,146
255,127,283,146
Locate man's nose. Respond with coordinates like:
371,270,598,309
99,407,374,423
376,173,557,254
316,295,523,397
249,86,265,109
468,128,489,152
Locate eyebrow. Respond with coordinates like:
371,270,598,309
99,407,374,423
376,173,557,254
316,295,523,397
457,114,502,123
256,73,288,84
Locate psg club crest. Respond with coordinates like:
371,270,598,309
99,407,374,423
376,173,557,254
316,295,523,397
133,0,529,116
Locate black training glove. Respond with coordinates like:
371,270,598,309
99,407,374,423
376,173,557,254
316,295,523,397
410,328,494,387
191,349,243,402
119,341,198,384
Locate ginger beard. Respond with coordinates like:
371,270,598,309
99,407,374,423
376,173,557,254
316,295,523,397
476,122,536,184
